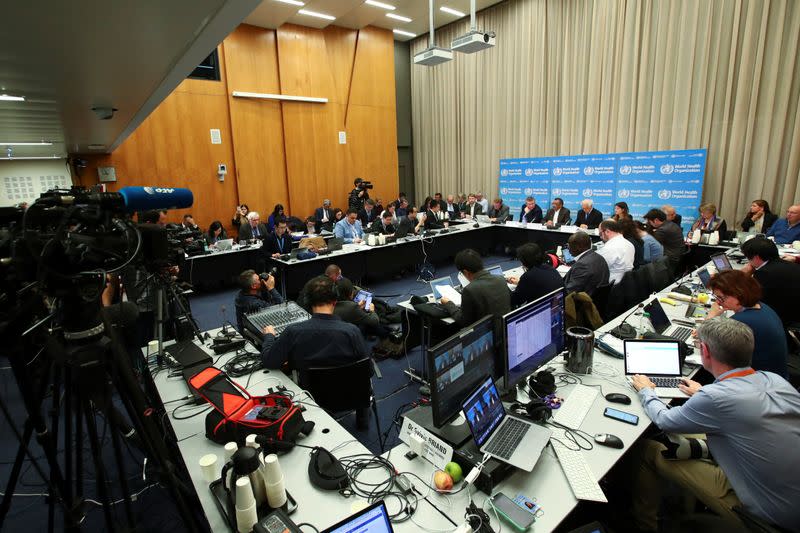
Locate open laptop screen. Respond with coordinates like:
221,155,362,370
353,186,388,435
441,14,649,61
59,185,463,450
623,339,681,377
321,500,393,533
711,253,732,272
462,376,505,447
643,298,671,335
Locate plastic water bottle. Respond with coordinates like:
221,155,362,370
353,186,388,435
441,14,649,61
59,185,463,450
637,312,650,339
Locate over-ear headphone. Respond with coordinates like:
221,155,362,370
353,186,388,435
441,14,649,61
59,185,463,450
509,398,551,423
527,369,556,397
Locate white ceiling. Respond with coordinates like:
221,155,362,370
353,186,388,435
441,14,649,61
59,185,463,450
0,0,260,159
246,0,504,41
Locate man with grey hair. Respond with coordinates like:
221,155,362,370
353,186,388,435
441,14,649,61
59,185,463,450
315,199,333,231
661,204,682,226
575,198,603,229
629,317,800,531
238,211,268,241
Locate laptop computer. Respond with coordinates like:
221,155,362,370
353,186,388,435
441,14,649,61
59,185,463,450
215,238,233,251
643,298,694,343
321,500,393,533
623,339,688,398
476,214,490,223
461,376,552,471
326,237,344,252
164,340,212,368
710,253,732,272
697,268,712,288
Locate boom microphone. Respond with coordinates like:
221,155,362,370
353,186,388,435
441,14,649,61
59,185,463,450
39,186,193,212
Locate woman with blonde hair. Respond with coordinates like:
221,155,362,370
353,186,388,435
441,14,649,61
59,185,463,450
690,202,727,235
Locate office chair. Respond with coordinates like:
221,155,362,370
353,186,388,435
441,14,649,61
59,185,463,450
305,358,383,451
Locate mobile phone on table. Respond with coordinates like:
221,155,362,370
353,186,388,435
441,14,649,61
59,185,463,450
603,407,639,425
488,493,536,531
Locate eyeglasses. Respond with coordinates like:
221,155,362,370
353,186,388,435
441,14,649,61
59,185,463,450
713,293,728,302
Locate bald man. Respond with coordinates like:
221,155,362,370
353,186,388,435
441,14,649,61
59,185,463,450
661,204,682,227
766,204,800,244
575,199,603,229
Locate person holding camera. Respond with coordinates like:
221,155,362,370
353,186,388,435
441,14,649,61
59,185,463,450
348,178,370,211
232,204,249,234
234,269,284,332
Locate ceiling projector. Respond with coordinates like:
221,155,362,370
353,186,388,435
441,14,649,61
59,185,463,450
452,30,496,53
413,46,454,66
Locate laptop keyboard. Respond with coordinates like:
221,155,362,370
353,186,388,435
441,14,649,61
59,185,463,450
670,326,693,342
652,376,681,388
484,418,530,459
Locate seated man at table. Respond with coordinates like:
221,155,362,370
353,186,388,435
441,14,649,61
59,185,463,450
507,243,564,308
358,199,379,227
740,236,800,327
314,198,333,231
518,196,543,223
260,275,369,390
661,204,682,227
262,218,291,258
644,208,685,266
443,194,460,220
765,203,800,244
396,206,425,236
563,231,609,296
487,198,511,222
439,249,511,336
575,199,603,229
461,193,483,219
544,197,571,226
234,269,283,332
597,219,634,284
370,210,396,235
424,200,446,230
334,209,364,244
238,211,268,241
629,317,800,532
334,277,391,339
304,216,318,236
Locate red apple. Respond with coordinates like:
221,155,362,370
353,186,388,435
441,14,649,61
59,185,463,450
433,470,453,492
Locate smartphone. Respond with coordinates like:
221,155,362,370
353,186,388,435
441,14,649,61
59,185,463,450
489,493,536,531
354,290,373,310
603,407,639,425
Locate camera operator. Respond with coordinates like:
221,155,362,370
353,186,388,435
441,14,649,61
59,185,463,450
234,269,284,332
140,209,167,227
348,178,371,211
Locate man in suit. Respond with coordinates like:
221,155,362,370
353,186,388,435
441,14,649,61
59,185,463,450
461,193,483,219
488,199,511,222
444,194,460,220
519,196,543,223
396,206,425,236
545,197,571,227
439,249,511,339
396,198,409,217
575,199,603,229
315,199,334,232
334,277,390,339
370,211,396,235
563,231,609,295
262,218,291,257
662,204,682,227
644,208,685,266
238,211,268,241
334,209,364,244
357,199,379,227
740,237,800,327
425,200,446,230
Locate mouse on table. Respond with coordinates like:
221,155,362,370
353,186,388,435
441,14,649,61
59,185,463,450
594,433,624,449
605,392,631,405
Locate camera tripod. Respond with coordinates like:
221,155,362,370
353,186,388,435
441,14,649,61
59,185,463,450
0,276,206,532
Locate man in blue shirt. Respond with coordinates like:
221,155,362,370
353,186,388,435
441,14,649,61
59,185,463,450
334,208,364,244
630,317,800,531
765,203,800,243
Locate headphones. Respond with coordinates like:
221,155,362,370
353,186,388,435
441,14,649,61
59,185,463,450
527,368,556,397
509,397,551,423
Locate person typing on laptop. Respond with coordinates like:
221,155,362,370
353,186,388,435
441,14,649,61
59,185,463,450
629,317,800,532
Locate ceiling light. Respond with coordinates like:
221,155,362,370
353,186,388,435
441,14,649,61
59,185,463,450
365,0,395,10
274,0,304,5
298,9,335,20
0,141,53,146
386,13,411,22
0,155,62,160
393,29,416,37
440,6,466,17
0,94,25,102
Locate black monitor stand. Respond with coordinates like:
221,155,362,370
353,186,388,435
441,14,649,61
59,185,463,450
403,405,472,449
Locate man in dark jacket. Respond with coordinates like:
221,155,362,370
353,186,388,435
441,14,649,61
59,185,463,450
370,211,396,235
507,243,564,307
488,199,511,222
238,212,269,241
741,237,800,327
563,232,609,296
262,218,291,257
424,200,446,230
545,197,571,226
575,199,604,229
518,196,543,223
439,249,511,339
234,269,284,332
644,208,685,266
334,277,390,338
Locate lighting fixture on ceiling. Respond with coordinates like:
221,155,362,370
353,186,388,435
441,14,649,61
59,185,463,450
0,155,62,160
386,13,411,22
440,6,466,17
365,0,395,10
298,9,335,20
0,141,53,146
274,0,304,6
0,94,25,102
393,29,416,38
413,0,453,66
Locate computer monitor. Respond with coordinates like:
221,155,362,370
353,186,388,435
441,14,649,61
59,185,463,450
426,315,496,430
502,288,565,389
710,253,732,272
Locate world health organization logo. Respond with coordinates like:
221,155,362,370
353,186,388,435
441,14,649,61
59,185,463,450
524,168,534,177
617,189,630,198
500,188,508,195
583,167,594,176
660,164,674,175
552,167,563,176
552,188,561,196
500,169,509,177
582,188,593,197
524,188,533,195
658,189,672,200
619,165,631,175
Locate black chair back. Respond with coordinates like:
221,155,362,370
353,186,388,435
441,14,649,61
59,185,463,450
306,358,373,412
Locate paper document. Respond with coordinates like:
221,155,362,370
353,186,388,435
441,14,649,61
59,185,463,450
437,285,462,306
557,265,571,275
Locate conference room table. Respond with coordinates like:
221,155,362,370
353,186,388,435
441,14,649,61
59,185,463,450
152,251,722,532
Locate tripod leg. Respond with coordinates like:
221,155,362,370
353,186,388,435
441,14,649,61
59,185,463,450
103,402,136,529
82,397,116,532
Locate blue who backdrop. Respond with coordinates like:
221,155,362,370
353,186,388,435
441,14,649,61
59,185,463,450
499,149,706,232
